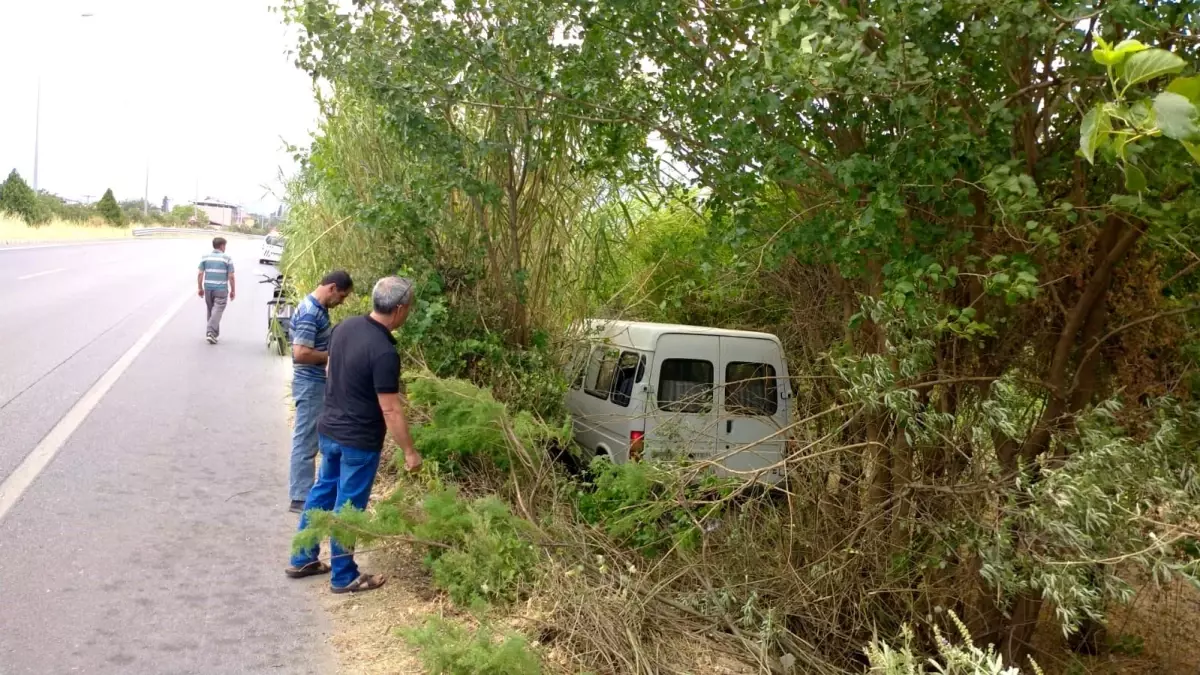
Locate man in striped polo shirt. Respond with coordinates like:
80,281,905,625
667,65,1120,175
197,237,236,344
288,270,354,512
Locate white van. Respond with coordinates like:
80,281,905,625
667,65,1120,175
565,320,792,484
259,233,285,265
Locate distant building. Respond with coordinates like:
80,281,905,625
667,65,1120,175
162,196,170,212
193,198,241,229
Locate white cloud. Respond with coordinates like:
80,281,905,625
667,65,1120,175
0,0,317,213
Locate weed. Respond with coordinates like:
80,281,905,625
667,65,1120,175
402,616,542,675
415,488,538,607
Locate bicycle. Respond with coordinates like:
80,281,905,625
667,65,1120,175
259,273,294,356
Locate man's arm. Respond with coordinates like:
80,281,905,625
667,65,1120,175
377,392,421,471
196,269,204,297
228,271,236,301
292,344,328,365
373,349,421,471
291,309,325,364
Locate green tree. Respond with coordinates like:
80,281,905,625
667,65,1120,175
169,204,206,226
0,169,43,225
96,189,125,226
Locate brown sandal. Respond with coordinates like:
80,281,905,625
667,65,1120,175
285,561,331,579
331,573,386,594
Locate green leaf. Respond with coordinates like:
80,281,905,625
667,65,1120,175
1181,141,1200,165
1121,49,1186,87
1113,39,1149,55
1153,92,1200,141
1167,76,1200,103
1079,103,1109,164
1092,46,1120,67
894,280,915,294
1123,163,1146,193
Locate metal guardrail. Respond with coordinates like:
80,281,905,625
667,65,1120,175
131,227,192,236
132,227,262,238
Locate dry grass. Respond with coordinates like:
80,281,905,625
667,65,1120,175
0,215,134,242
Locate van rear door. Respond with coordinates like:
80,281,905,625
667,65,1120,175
644,334,719,462
717,336,787,483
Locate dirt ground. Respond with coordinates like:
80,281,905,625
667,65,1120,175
320,545,443,675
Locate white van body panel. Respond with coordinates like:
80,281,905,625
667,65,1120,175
565,320,791,484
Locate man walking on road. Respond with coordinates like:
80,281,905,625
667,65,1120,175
197,237,236,344
285,276,423,593
288,270,354,513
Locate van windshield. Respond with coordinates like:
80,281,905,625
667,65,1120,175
265,235,285,247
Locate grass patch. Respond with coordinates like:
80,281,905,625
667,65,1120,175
0,214,133,242
402,616,543,675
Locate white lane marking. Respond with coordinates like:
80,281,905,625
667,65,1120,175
0,290,192,523
17,267,66,281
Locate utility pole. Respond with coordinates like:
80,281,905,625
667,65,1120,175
33,79,41,193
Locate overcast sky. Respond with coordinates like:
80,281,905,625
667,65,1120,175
0,0,317,214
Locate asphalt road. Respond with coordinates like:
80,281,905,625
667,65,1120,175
0,239,337,674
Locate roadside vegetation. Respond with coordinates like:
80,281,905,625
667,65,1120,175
278,1,1200,673
0,168,271,238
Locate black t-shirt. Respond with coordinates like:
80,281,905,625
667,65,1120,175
317,315,400,451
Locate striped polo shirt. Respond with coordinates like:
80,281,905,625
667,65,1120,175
198,250,235,291
290,294,332,383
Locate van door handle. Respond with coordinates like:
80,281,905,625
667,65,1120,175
726,420,733,434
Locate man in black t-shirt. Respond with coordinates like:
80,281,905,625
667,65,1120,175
285,276,423,593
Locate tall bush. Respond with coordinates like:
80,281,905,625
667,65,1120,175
0,169,43,225
96,189,125,226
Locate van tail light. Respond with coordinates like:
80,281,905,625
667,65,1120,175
629,431,645,462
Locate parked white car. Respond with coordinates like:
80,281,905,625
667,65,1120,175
565,319,792,484
259,233,285,265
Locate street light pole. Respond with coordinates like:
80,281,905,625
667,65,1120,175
33,78,41,193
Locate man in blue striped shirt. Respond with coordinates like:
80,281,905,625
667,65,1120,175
288,270,354,512
197,237,236,344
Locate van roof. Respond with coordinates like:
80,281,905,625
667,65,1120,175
577,319,782,352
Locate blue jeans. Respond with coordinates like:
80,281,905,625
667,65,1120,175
289,376,326,501
290,435,382,589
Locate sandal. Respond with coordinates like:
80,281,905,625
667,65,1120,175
285,561,331,579
331,573,387,594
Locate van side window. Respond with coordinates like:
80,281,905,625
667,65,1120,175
570,344,590,390
585,348,620,400
657,359,713,413
610,352,645,407
725,362,779,416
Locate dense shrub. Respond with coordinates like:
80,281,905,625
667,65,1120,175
413,488,537,607
95,189,125,227
574,458,734,556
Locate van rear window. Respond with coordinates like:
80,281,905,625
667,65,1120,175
725,362,778,416
657,359,713,413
